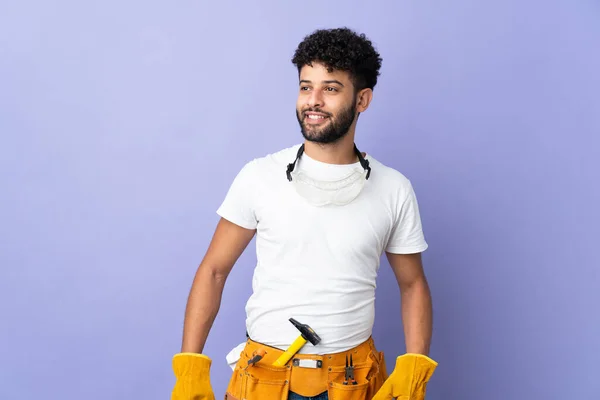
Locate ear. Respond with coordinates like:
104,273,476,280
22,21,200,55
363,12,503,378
356,88,373,112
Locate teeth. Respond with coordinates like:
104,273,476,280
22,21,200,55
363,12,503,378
308,115,325,119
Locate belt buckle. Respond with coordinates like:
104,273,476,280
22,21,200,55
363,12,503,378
292,358,322,369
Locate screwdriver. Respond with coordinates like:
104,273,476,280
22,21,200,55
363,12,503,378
245,348,267,370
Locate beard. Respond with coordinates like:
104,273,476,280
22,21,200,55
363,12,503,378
296,98,357,144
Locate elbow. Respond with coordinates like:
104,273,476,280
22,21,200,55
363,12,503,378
400,275,430,295
200,262,230,288
212,269,229,287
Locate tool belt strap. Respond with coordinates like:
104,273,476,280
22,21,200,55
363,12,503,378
225,336,388,399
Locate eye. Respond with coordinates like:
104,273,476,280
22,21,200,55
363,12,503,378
325,87,338,92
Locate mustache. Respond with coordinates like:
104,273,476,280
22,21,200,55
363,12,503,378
301,108,332,117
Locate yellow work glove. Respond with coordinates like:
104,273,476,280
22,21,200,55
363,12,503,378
371,353,438,400
171,353,215,400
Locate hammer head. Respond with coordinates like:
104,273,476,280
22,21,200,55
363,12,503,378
289,318,321,345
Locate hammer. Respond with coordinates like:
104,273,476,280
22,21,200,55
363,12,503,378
272,318,321,366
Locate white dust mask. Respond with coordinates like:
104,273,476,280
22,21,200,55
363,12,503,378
285,144,372,207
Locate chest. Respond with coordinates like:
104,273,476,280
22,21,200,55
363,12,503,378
254,180,395,260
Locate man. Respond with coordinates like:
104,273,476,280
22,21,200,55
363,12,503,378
171,27,438,400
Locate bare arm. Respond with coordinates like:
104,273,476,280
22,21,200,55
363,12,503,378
386,252,433,355
180,217,256,354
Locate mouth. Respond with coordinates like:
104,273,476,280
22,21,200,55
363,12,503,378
304,112,329,125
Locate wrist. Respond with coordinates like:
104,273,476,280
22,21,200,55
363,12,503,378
405,344,430,356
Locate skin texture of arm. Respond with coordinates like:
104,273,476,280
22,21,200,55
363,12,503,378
386,252,433,355
180,217,256,354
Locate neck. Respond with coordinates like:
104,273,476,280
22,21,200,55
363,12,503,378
303,133,358,165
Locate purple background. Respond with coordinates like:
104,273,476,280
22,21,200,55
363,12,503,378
1,1,599,399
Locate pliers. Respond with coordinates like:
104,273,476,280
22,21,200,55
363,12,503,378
343,354,358,385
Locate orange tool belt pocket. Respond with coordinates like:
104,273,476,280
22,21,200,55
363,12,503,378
225,340,292,400
325,349,387,400
225,338,388,400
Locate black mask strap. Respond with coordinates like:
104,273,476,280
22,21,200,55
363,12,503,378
286,144,372,181
286,144,305,181
354,144,372,180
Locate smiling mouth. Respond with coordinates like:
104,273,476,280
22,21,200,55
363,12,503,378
304,112,330,124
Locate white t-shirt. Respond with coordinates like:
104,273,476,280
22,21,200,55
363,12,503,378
217,144,428,354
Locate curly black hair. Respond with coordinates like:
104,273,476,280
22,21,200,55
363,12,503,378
291,27,382,92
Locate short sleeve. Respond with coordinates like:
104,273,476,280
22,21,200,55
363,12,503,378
216,160,258,230
385,181,429,254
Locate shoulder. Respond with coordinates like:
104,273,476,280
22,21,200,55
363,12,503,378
236,144,302,179
257,144,302,168
366,153,414,196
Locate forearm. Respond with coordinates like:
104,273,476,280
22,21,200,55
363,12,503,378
180,265,228,354
401,278,433,355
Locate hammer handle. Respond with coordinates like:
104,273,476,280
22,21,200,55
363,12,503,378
272,336,308,366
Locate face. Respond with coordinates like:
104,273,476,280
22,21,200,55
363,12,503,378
296,63,367,144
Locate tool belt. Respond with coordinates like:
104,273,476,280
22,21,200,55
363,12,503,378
224,336,388,400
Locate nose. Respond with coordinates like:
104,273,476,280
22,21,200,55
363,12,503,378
306,89,324,108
